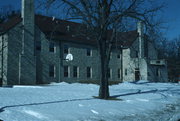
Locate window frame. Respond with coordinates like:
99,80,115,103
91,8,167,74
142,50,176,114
87,67,92,78
73,66,79,78
86,48,92,56
125,68,128,76
108,68,112,79
135,51,138,58
118,68,121,79
36,41,41,51
117,54,121,59
64,66,70,78
64,45,69,54
49,41,56,53
49,65,56,78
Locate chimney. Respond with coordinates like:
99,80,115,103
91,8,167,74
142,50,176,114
19,0,36,85
137,21,144,58
22,0,34,27
21,0,35,54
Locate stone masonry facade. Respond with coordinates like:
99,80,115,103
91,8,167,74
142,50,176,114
0,0,168,85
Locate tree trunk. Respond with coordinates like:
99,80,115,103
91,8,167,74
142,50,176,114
99,42,109,99
0,36,4,87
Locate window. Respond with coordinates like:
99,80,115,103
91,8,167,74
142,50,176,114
87,67,92,78
49,65,55,77
135,51,138,58
156,68,161,77
64,66,70,77
118,69,121,78
125,69,127,76
156,60,160,64
49,41,55,52
64,45,69,54
73,66,79,78
117,54,121,59
87,48,92,56
144,40,148,57
108,68,112,78
36,41,41,51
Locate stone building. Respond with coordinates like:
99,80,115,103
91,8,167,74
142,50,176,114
0,0,168,85
122,22,168,82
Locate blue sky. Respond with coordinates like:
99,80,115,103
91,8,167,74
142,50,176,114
0,0,179,40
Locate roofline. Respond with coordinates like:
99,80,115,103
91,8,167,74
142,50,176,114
0,14,139,48
0,15,22,34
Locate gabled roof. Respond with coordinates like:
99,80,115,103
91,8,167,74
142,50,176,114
35,15,97,45
118,30,138,48
0,14,138,47
0,15,22,34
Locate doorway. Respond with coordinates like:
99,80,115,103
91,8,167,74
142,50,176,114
135,68,140,81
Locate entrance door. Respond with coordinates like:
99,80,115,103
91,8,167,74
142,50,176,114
135,68,140,81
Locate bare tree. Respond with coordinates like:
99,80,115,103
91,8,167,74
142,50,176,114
45,0,164,99
0,5,17,24
166,36,180,82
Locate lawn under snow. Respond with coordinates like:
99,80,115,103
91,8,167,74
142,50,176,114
0,81,180,121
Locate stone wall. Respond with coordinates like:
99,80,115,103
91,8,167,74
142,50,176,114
6,23,22,85
35,28,123,84
35,27,60,84
122,36,168,82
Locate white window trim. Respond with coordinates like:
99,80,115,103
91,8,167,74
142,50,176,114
64,45,70,54
90,67,92,78
87,48,92,57
68,66,70,78
87,67,92,78
73,66,79,78
109,68,112,79
54,66,56,77
64,66,70,78
77,67,80,78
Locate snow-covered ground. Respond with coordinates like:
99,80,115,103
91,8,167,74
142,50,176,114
0,81,180,121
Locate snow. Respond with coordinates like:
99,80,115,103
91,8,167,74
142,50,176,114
0,81,180,121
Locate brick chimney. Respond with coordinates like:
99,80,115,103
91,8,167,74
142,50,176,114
137,21,144,58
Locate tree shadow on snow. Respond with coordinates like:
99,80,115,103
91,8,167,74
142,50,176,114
0,88,178,113
0,97,93,113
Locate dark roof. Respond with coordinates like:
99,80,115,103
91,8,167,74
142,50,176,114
35,15,97,45
0,14,138,47
118,30,138,48
0,15,22,34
